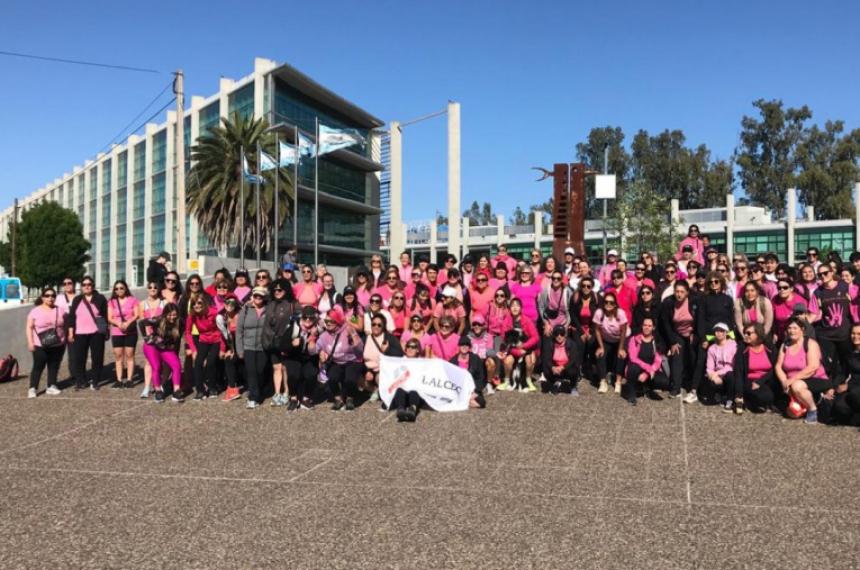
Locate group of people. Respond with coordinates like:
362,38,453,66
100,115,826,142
23,227,860,426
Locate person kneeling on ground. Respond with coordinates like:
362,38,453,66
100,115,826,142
393,338,424,422
541,325,580,396
704,322,739,412
623,317,668,405
775,317,831,425
734,323,777,414
364,313,404,407
450,335,486,409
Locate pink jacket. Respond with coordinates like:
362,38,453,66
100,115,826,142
626,334,662,376
707,340,737,377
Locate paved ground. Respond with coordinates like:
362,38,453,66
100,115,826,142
1,371,858,569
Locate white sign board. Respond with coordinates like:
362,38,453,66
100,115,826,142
379,355,475,412
595,174,617,199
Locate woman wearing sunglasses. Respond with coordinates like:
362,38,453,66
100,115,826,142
353,267,374,308
161,271,183,305
339,286,365,335
283,306,322,411
593,292,628,395
236,287,269,408
67,276,108,390
263,279,298,406
408,283,435,327
115,284,148,380
814,263,853,380
569,276,599,384
186,293,225,400
387,291,408,338
685,271,735,404
293,264,323,309
25,287,66,398
734,322,777,414
657,263,680,302
141,303,185,403
497,298,540,392
374,267,403,308
233,269,252,304
510,265,542,327
659,280,698,399
312,305,365,411
541,324,579,396
776,317,831,424
733,282,773,344
215,294,242,403
623,317,669,405
212,278,234,313
137,281,165,399
363,313,405,404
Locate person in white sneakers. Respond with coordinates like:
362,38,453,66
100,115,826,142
26,287,66,398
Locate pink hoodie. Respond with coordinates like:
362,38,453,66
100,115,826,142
707,339,737,377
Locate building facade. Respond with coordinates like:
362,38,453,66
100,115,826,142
0,58,385,287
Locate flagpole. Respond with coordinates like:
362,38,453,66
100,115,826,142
273,132,279,268
256,141,262,268
239,144,245,268
293,125,299,258
314,116,319,266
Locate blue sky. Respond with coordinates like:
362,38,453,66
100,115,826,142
1,0,858,222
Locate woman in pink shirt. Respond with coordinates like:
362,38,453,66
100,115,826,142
593,292,628,394
25,287,66,397
137,281,165,399
736,322,777,413
433,287,466,334
487,288,513,339
401,314,431,352
293,264,324,308
353,269,374,308
771,277,812,343
509,266,542,325
776,317,831,424
468,272,495,322
67,277,108,391
425,315,461,360
408,283,435,326
397,252,413,283
387,291,408,338
107,280,140,389
704,322,738,411
623,317,667,405
373,268,402,308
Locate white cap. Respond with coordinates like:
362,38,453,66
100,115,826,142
564,247,575,256
607,249,619,257
713,322,730,332
442,286,458,298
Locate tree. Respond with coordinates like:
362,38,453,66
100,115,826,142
462,201,496,225
510,206,528,225
735,99,812,217
187,113,294,254
0,202,89,288
609,179,674,262
575,126,630,219
795,121,860,220
529,197,553,224
435,211,448,226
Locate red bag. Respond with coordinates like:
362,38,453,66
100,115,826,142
786,394,807,419
0,354,19,382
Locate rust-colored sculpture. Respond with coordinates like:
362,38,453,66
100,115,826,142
533,163,591,260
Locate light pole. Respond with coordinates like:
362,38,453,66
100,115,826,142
602,145,608,261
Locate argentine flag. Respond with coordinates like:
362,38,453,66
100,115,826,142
317,124,364,156
259,150,278,172
243,155,263,183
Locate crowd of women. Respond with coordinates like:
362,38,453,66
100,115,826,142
23,225,860,425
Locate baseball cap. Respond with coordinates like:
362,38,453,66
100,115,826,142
682,244,693,252
458,336,472,347
442,286,458,298
607,249,618,257
713,322,730,332
471,314,486,325
552,325,567,337
792,302,809,315
564,247,575,256
281,262,297,272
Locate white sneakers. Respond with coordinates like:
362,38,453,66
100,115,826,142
46,386,61,396
614,380,622,394
683,391,698,404
598,379,609,394
27,388,37,399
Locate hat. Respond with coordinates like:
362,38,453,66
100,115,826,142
280,262,297,272
713,322,730,332
471,314,486,325
705,246,718,254
251,286,269,298
607,249,618,257
458,336,472,347
682,244,693,252
564,247,575,256
300,305,318,319
552,325,567,337
792,302,809,315
442,286,458,298
342,285,356,296
223,293,239,306
462,255,474,265
327,305,345,326
410,314,423,322
234,268,249,279
158,251,171,261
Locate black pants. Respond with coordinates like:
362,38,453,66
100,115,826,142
741,372,777,411
701,371,735,402
71,333,105,388
223,354,240,389
30,346,65,390
193,341,220,395
816,336,852,380
392,388,421,410
624,363,669,402
668,336,696,394
597,340,625,381
285,358,319,401
244,350,267,403
832,384,860,425
580,334,598,383
328,362,363,400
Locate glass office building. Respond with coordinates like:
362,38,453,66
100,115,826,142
0,58,385,287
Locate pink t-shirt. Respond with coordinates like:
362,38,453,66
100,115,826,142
593,308,628,343
433,303,466,322
747,347,772,381
74,297,100,335
510,281,542,322
456,354,471,370
427,332,460,360
293,282,323,307
109,296,140,336
29,306,65,347
552,343,569,367
469,286,495,319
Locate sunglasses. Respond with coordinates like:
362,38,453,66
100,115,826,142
257,276,270,280
777,285,791,291
393,295,405,300
665,270,676,274
406,343,420,350
495,293,506,298
193,303,205,307
371,322,384,327
743,331,754,336
42,293,56,298
476,278,488,282
217,285,229,290
440,325,453,330
63,281,73,285
635,267,645,271
818,271,831,277
641,290,653,295
324,319,336,325
273,288,284,293
165,278,177,283
147,286,158,290
604,300,616,305
411,273,422,278
252,294,264,299
370,298,382,304
736,266,748,271
471,322,484,327
410,316,422,322
190,282,201,287
580,284,592,289
808,252,818,257
114,287,125,291
82,283,94,287
387,276,398,280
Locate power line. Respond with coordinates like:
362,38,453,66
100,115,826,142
97,97,176,156
0,49,162,74
97,80,175,154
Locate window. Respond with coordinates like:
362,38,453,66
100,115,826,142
151,173,165,215
117,152,128,186
115,226,127,261
132,221,145,258
298,158,367,203
228,83,254,121
77,175,85,220
100,264,110,290
133,181,145,220
117,187,127,221
796,228,854,262
199,102,220,134
296,200,367,249
101,230,110,262
101,159,112,196
151,214,165,253
101,197,111,227
733,231,786,260
134,143,146,182
152,131,167,173
115,261,126,281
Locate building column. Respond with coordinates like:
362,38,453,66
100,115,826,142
429,221,437,263
125,136,138,282
389,121,404,260
787,188,797,264
462,217,470,256
725,193,735,262
447,102,461,258
855,182,860,251
534,212,542,250
496,214,504,247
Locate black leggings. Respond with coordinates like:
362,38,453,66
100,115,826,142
816,336,852,379
30,346,65,390
624,363,669,401
580,334,598,382
285,358,319,401
702,371,735,401
193,341,220,395
223,354,240,388
391,388,421,410
597,340,625,380
328,362,363,400
832,384,860,426
668,336,696,394
741,371,777,410
244,350,267,403
71,333,105,387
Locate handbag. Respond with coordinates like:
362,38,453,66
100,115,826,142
82,297,109,337
37,307,63,348
543,288,562,320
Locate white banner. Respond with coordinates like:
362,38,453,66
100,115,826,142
379,355,475,412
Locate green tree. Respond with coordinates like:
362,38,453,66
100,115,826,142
795,121,860,220
0,202,89,288
609,179,674,262
187,113,293,254
735,99,812,217
510,206,528,225
462,201,496,225
575,126,630,219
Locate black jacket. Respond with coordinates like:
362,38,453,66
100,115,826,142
67,293,109,334
367,332,404,358
262,299,298,352
658,295,699,348
568,292,600,336
146,259,167,285
541,337,579,379
448,352,485,391
696,292,735,340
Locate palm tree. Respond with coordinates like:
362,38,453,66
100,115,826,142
187,113,294,255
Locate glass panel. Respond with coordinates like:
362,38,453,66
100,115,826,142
133,181,146,220
115,225,127,261
199,101,220,134
228,83,254,121
152,131,167,173
298,158,366,203
132,221,145,258
296,200,367,249
151,214,165,253
134,143,146,182
151,173,165,215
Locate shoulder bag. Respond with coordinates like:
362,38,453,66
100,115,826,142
37,307,63,348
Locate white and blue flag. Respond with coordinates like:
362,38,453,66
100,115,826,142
259,150,278,172
243,155,263,183
278,140,298,166
317,125,364,156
